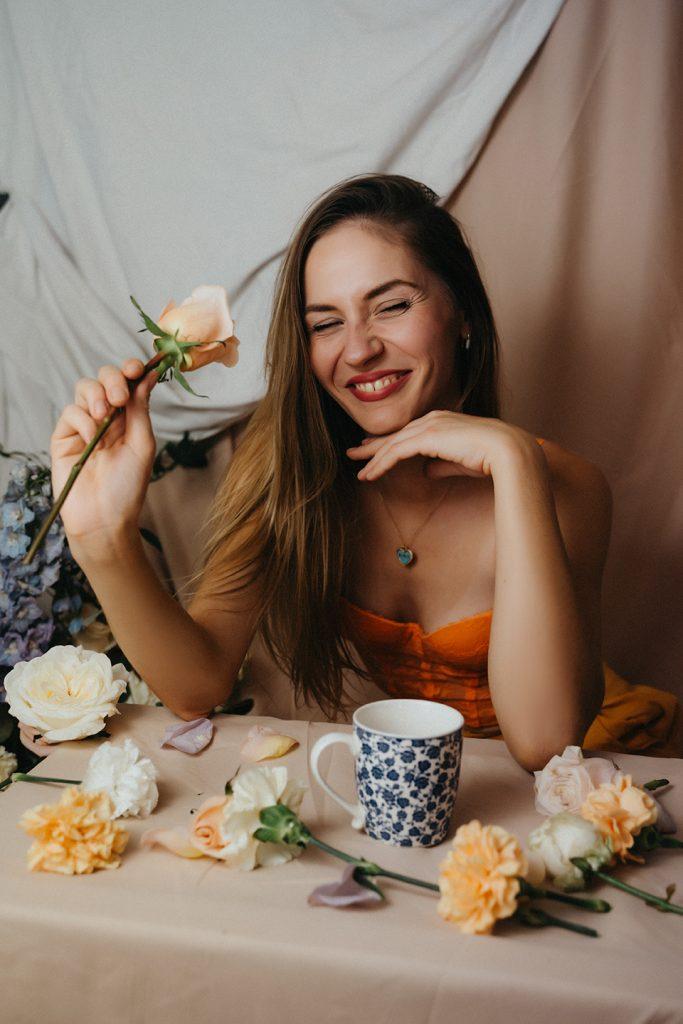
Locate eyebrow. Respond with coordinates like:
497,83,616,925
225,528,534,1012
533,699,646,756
304,278,419,314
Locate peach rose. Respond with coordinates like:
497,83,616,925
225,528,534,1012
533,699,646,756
157,285,239,370
190,794,230,857
438,820,527,935
141,793,230,860
19,787,129,874
580,774,658,862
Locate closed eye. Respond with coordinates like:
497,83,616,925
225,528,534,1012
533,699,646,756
310,300,411,334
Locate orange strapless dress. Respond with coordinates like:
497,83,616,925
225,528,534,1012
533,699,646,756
342,599,681,756
341,439,681,758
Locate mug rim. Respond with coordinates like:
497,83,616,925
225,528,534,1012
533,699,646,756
352,698,464,740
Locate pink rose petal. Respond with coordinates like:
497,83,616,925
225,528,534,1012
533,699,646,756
308,864,384,907
240,724,299,763
141,827,205,859
161,718,214,754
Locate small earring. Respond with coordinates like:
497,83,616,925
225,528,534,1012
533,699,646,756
463,333,471,350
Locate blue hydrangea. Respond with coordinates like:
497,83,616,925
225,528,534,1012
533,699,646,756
0,451,100,667
2,501,35,530
0,622,55,667
0,527,30,559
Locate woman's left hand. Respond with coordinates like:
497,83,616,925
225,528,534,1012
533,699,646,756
346,410,534,481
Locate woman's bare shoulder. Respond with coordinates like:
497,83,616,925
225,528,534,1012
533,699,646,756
537,437,613,568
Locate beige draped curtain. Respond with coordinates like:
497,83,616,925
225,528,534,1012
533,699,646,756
143,0,683,712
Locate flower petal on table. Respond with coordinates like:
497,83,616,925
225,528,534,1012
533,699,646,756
141,827,205,859
239,725,299,762
161,718,214,754
308,864,384,907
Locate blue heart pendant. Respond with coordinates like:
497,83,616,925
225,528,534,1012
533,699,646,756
396,546,414,567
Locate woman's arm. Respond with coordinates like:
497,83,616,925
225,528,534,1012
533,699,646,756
487,438,611,771
348,413,612,772
72,527,260,721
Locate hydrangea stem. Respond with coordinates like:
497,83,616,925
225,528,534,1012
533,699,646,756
22,351,168,566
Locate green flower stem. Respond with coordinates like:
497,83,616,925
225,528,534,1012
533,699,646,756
660,837,683,849
519,878,610,913
306,835,440,893
22,351,168,566
643,779,669,791
593,870,683,915
8,773,82,787
516,906,599,938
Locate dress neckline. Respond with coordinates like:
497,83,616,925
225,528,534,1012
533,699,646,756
342,436,545,640
341,596,492,639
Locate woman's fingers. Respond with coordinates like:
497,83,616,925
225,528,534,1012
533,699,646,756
19,723,55,757
51,404,98,451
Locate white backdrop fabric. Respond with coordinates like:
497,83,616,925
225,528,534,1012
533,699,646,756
0,0,563,484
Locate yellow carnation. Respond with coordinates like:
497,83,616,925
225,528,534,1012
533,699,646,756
438,820,527,935
19,786,129,874
580,774,657,862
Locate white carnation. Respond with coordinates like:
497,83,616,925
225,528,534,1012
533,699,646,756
219,765,307,871
3,645,126,742
528,812,613,891
0,746,18,784
81,738,159,818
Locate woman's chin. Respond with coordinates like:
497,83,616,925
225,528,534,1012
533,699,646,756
351,407,413,437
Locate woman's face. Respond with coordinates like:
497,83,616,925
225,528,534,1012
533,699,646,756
303,221,465,437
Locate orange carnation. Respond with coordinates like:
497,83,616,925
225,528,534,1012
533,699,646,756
438,820,527,935
19,786,129,874
580,774,657,862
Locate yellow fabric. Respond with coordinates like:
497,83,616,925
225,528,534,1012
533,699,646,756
584,663,682,757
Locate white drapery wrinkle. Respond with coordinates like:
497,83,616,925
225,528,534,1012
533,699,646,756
0,0,563,488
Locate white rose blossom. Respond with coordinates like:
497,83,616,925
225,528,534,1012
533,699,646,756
81,738,159,818
218,765,307,871
0,746,18,784
528,812,613,891
4,645,127,742
533,745,622,816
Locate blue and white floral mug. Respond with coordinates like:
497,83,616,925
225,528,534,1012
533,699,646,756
310,699,464,848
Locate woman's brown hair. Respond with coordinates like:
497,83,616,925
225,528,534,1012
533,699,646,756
190,173,501,717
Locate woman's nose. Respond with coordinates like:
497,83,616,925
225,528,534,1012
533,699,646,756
344,324,383,365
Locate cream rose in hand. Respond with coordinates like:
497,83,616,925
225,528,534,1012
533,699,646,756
156,285,239,370
4,645,127,743
533,745,621,816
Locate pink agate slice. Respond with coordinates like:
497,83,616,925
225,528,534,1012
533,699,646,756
161,717,214,754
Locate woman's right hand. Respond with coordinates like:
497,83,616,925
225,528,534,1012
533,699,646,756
50,358,159,548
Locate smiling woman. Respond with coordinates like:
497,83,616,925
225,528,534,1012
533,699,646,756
52,173,681,769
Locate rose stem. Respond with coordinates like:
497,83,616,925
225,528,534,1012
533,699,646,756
593,870,683,915
9,774,82,787
22,351,167,566
306,835,440,893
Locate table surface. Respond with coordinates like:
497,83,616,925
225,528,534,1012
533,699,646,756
1,704,682,1024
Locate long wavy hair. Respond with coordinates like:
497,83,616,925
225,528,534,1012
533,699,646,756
191,173,501,717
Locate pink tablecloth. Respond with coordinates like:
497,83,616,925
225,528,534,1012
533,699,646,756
1,704,682,1024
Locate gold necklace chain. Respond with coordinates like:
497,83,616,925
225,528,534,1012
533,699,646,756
376,477,454,567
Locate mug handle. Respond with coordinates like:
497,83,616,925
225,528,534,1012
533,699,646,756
310,732,366,830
